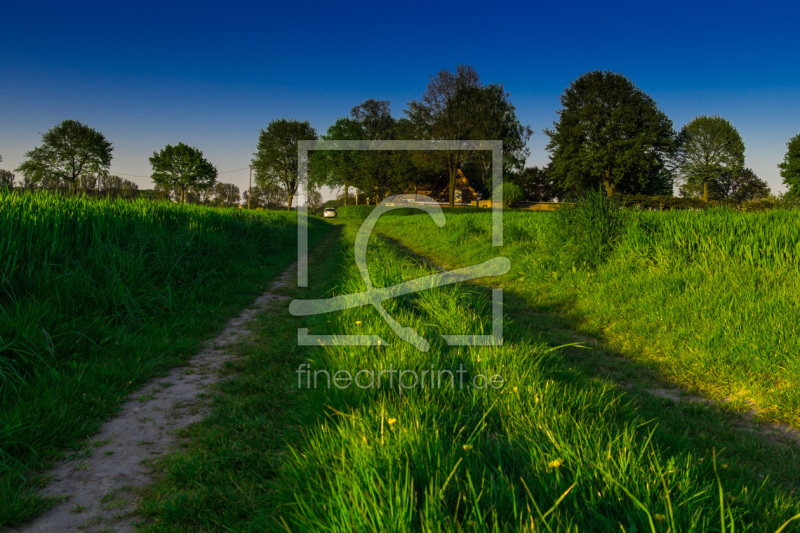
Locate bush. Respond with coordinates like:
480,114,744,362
546,188,630,270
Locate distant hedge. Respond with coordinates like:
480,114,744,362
336,205,486,220
615,195,783,212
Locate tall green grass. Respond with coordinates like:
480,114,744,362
139,222,800,531
0,190,326,526
375,202,800,427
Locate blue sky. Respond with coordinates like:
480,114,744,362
2,0,799,195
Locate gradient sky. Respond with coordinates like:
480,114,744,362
2,0,799,196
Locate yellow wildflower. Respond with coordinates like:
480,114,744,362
548,458,564,469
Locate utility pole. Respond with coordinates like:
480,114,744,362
248,165,252,209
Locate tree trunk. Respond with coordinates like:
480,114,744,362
603,180,615,197
287,192,293,211
180,186,185,204
448,166,456,207
703,181,709,202
344,183,348,206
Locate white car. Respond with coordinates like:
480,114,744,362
323,207,337,218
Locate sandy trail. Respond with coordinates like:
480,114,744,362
11,263,297,533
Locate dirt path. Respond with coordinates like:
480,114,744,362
10,263,298,533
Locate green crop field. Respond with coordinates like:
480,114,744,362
4,192,800,531
0,190,329,526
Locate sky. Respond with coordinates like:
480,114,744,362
2,0,799,197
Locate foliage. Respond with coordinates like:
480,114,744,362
211,182,241,207
0,189,330,525
509,165,558,201
546,188,630,269
252,119,318,210
15,119,113,194
545,71,674,198
497,181,524,206
243,184,284,209
674,115,745,202
406,65,531,206
141,216,800,532
0,170,14,190
778,132,800,197
149,142,217,204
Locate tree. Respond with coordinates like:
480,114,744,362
119,179,139,199
149,142,217,204
243,185,283,209
778,132,800,197
307,186,324,213
407,65,530,206
458,84,532,196
680,167,769,201
252,119,318,210
510,166,558,202
725,168,770,201
674,115,745,202
313,117,365,205
545,71,674,198
0,169,14,190
16,119,113,194
212,182,241,207
102,174,123,197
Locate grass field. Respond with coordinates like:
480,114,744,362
375,204,800,427
137,208,800,531
0,191,329,527
6,192,800,530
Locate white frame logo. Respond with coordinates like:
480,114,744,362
289,140,508,352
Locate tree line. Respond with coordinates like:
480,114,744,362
6,67,800,208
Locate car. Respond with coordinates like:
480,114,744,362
323,207,337,218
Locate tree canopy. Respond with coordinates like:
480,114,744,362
545,71,674,198
778,132,800,197
406,65,531,206
674,115,745,202
149,142,217,204
252,119,318,210
16,119,113,194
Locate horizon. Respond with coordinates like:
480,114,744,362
2,0,798,197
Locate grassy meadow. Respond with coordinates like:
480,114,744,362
4,190,800,531
138,205,800,532
375,202,800,426
0,191,329,526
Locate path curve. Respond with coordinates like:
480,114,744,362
11,262,298,533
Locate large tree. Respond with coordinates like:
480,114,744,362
545,71,674,198
679,167,770,201
778,132,800,197
406,65,531,206
674,115,745,202
252,119,318,210
149,142,217,204
313,117,366,205
16,119,113,194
